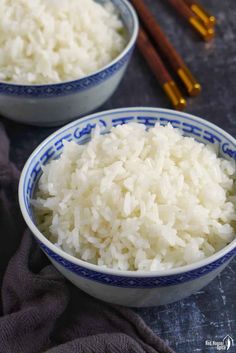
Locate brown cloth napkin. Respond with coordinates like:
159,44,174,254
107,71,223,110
0,122,176,353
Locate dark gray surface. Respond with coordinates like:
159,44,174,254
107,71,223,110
1,1,236,352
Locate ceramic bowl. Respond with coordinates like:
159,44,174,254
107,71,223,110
19,107,236,307
0,0,138,127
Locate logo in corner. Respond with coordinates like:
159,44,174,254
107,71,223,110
205,335,234,351
223,335,234,351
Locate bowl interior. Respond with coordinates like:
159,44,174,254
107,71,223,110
0,0,137,88
22,108,236,224
103,0,135,37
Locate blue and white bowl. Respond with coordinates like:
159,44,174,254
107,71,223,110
19,107,236,307
0,0,138,127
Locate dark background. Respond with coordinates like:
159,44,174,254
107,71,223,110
2,1,236,352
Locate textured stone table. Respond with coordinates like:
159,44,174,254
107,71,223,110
2,1,236,352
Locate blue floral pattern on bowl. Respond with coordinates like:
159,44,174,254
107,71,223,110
38,240,236,288
0,51,133,98
0,0,135,98
21,108,236,288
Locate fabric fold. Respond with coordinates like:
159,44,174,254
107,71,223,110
0,122,175,353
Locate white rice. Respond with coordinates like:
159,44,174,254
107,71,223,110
0,0,126,84
34,123,236,271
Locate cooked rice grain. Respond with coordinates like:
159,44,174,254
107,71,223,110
34,123,236,271
0,0,126,84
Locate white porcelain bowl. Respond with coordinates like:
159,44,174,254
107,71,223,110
0,0,138,127
19,108,236,307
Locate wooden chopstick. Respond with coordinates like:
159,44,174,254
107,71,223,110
137,27,186,111
183,0,216,28
166,0,215,41
131,0,201,97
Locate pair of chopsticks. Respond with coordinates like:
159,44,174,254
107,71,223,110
167,0,216,41
131,0,216,110
184,0,216,29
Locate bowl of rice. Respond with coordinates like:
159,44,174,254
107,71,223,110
19,107,236,307
0,0,138,126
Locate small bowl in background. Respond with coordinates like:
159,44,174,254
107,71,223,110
0,0,138,127
19,107,236,307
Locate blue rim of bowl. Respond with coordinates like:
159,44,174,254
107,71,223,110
0,0,139,98
18,108,236,287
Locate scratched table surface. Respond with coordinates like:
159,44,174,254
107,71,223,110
2,1,236,352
